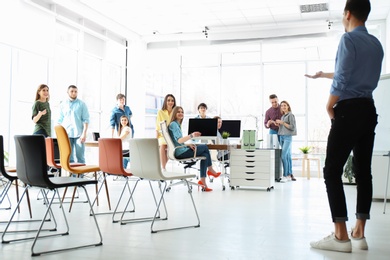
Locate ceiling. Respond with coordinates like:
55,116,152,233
33,0,390,42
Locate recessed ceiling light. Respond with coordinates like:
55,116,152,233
300,3,328,13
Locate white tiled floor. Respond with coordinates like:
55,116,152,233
1,168,389,260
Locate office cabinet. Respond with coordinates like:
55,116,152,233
372,153,390,199
230,149,275,191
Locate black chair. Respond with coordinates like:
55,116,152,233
0,135,32,218
1,135,103,256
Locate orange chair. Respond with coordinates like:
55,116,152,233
97,138,138,222
54,125,107,212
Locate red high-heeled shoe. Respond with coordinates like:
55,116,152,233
207,171,221,178
198,180,212,192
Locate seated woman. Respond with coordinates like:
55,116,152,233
118,115,132,169
168,106,221,192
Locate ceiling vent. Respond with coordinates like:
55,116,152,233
300,3,328,13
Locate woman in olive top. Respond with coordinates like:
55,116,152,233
32,84,51,137
156,94,176,171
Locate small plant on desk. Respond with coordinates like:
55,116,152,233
222,131,230,139
299,146,311,154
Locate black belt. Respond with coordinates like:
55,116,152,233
335,98,373,107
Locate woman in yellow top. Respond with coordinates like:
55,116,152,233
156,94,176,170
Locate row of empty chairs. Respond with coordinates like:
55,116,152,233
0,126,201,256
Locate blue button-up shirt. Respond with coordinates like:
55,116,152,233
58,98,90,138
331,26,384,101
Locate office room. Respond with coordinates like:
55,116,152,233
1,0,390,259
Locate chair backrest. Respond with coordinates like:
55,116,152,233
98,138,125,174
45,137,60,168
0,135,8,178
54,125,72,172
129,138,165,181
159,121,178,160
14,135,52,188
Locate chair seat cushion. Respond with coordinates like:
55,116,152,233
49,177,98,188
161,172,197,181
67,165,100,174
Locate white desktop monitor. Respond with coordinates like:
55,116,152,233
188,118,218,140
219,120,241,138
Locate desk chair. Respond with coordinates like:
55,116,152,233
129,138,200,233
45,138,86,177
0,135,32,218
2,135,102,256
97,138,141,222
160,121,205,192
54,125,107,212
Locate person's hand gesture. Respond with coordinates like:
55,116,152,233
304,71,323,79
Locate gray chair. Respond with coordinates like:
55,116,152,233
128,138,200,233
2,135,102,256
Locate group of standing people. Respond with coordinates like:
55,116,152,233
32,86,133,168
155,95,221,192
264,94,297,182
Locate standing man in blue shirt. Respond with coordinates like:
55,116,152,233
110,93,134,138
58,85,90,164
306,0,383,253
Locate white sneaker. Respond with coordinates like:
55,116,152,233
350,230,368,250
310,233,352,253
280,177,287,183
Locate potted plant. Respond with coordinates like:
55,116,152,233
3,151,9,165
343,155,355,184
299,146,311,159
221,131,230,144
221,131,230,139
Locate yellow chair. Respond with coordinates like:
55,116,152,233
54,125,107,212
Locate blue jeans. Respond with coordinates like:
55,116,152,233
176,144,212,178
324,98,377,222
279,135,292,177
69,137,85,164
123,157,130,169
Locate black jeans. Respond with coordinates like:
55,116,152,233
324,98,377,223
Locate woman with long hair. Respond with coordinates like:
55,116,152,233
118,115,132,169
276,101,297,182
32,84,51,137
168,106,221,191
156,94,176,171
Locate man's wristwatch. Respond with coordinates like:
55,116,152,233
190,134,194,138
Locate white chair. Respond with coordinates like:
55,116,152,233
159,121,205,191
129,138,200,233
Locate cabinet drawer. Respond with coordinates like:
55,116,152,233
230,160,271,167
230,178,274,188
230,170,271,179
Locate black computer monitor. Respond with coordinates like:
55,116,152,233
219,120,241,138
188,118,218,139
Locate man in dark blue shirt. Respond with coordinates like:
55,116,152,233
306,0,384,253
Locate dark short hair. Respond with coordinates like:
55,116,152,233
116,93,126,100
344,0,371,22
269,94,278,99
197,103,207,110
68,85,77,90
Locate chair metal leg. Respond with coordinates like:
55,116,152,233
1,187,56,238
120,180,166,224
90,174,135,219
30,187,103,256
150,180,200,233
